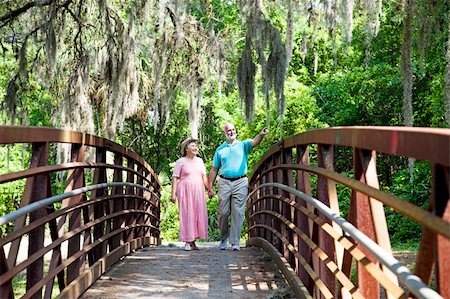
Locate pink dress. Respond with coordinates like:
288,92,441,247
173,157,208,242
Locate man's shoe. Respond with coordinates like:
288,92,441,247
231,244,240,251
218,239,228,250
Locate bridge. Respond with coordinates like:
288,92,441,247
0,125,449,298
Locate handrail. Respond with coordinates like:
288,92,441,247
0,125,161,299
251,183,442,299
0,194,155,247
251,126,450,175
247,126,450,299
0,162,151,184
0,212,158,286
261,164,450,238
0,125,159,183
0,182,152,226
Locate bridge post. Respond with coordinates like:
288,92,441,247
138,164,149,237
317,144,337,298
432,164,450,298
249,164,257,239
148,169,161,245
91,147,107,263
350,148,380,298
136,164,146,239
64,143,86,286
1,237,13,298
125,158,136,242
415,163,450,298
258,158,266,241
265,156,275,244
295,145,314,294
281,148,296,274
111,153,124,249
273,152,283,252
27,142,51,299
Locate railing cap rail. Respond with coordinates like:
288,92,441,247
0,125,159,184
251,126,450,180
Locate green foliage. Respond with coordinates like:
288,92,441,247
159,175,180,241
0,179,24,236
384,161,431,247
117,94,191,176
0,34,54,126
313,65,403,126
240,75,326,171
12,272,26,298
207,198,220,241
0,144,29,236
336,174,353,220
189,0,241,34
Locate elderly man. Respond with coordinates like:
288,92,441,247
208,123,269,251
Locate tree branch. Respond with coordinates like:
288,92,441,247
0,0,53,25
1,0,74,29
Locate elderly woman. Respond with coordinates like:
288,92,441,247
171,138,210,251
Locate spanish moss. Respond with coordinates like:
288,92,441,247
445,21,450,127
237,36,256,121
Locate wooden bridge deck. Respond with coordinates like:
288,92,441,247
80,242,293,299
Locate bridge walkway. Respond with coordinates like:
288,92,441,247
80,242,293,299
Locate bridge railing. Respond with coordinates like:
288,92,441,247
247,126,450,299
0,126,161,299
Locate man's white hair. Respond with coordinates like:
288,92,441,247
223,123,235,132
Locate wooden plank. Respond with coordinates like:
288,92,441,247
248,237,312,299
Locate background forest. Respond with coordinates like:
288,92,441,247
0,0,449,248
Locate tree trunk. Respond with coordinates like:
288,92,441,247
401,0,414,127
445,20,450,127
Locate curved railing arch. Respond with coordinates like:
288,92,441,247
247,126,450,299
0,126,161,299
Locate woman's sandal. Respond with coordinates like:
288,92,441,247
190,241,199,250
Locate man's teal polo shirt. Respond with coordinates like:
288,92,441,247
212,140,253,178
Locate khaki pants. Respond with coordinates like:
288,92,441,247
217,177,248,245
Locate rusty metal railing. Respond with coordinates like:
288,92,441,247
0,126,161,299
247,126,450,299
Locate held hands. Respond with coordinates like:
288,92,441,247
207,181,215,199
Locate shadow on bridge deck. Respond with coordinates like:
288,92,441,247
80,242,293,299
